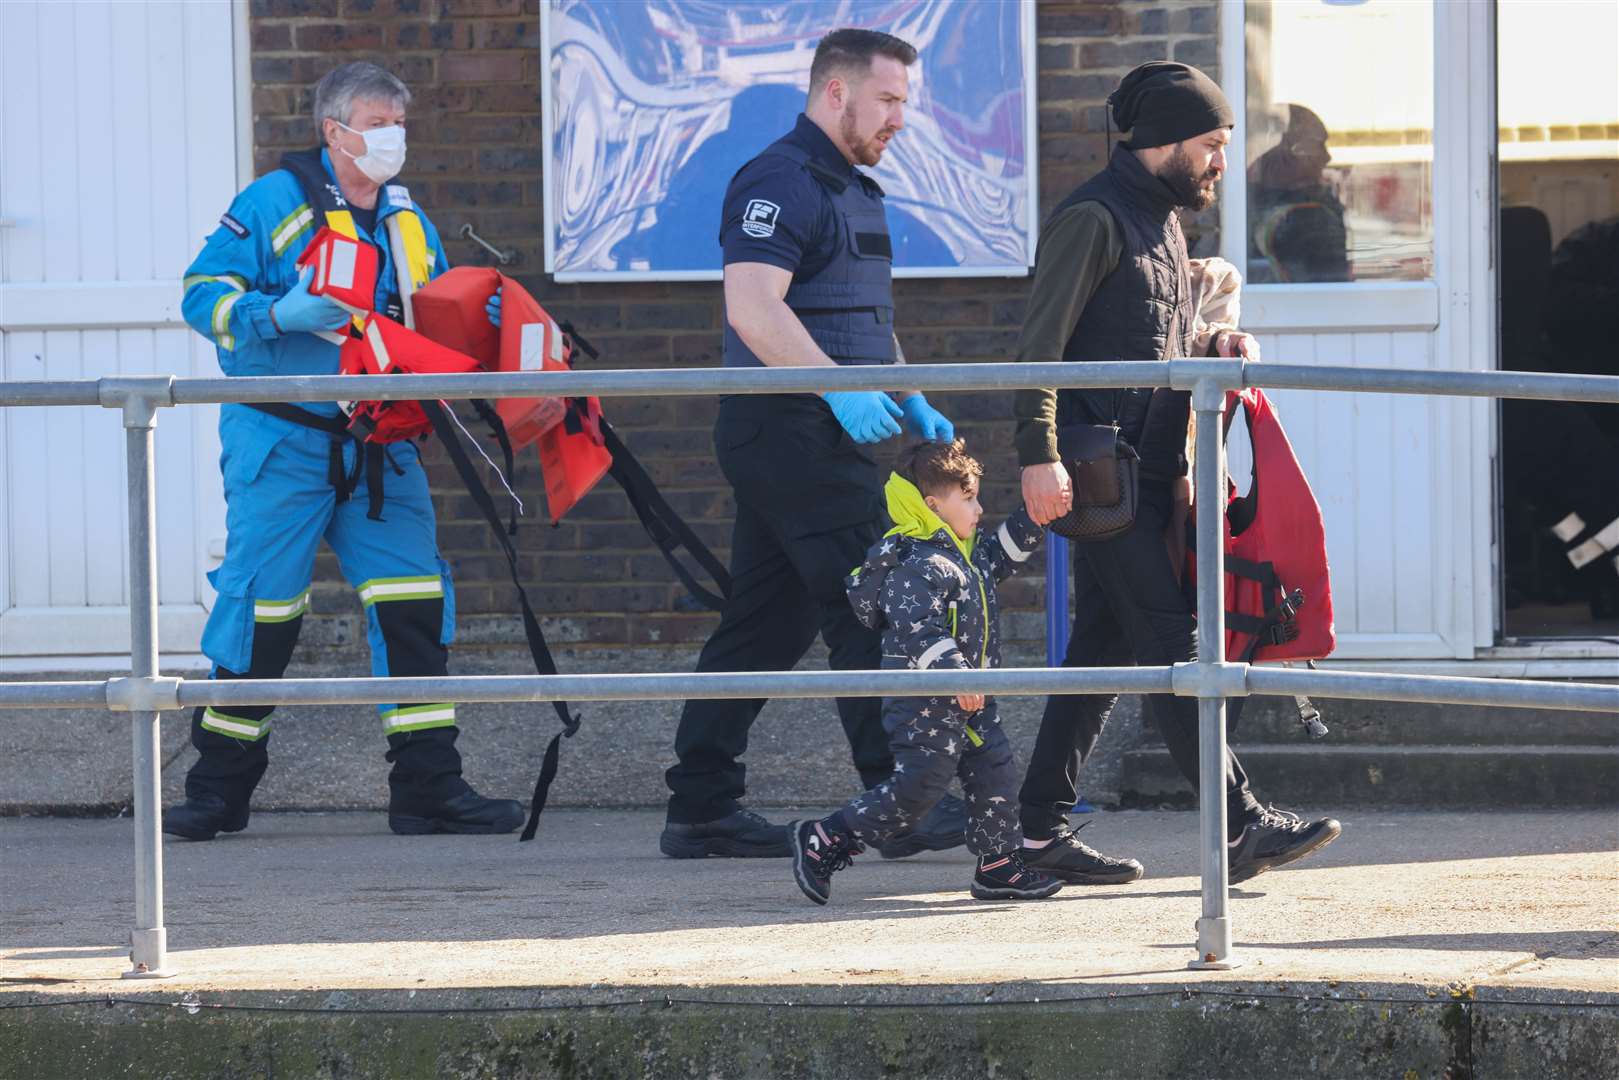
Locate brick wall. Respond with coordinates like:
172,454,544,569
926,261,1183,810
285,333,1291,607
246,0,1220,660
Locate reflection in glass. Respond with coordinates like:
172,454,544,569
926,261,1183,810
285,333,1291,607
1244,0,1434,282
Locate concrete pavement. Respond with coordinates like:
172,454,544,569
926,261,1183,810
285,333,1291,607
4,808,1615,994
4,808,1617,1078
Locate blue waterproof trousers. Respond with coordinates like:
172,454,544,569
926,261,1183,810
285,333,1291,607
186,405,463,807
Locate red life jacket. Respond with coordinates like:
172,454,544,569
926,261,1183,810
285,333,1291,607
338,313,482,443
1190,387,1335,663
297,226,379,317
412,267,612,522
409,268,730,608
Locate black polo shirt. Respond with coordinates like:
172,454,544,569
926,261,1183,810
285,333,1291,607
719,113,859,279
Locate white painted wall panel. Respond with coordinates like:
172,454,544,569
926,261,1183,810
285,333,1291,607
1256,326,1450,658
4,334,49,609
0,0,236,656
81,330,126,606
1389,330,1434,637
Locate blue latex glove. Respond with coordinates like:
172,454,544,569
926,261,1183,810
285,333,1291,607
900,393,955,442
271,266,350,334
486,287,502,329
824,391,903,444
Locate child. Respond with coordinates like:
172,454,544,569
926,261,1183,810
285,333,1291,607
789,439,1062,905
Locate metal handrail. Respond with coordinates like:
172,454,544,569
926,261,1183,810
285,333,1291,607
2,358,1617,978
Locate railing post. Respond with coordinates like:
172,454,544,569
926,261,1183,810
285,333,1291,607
110,383,176,979
1189,375,1239,971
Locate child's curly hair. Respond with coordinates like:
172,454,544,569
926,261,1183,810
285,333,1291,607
896,438,983,498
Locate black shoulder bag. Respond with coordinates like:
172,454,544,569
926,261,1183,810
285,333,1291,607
1049,421,1140,542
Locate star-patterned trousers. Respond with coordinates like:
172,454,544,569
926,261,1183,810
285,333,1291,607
841,695,1022,857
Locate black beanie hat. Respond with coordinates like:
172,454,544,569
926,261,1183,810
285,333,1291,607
1108,61,1234,149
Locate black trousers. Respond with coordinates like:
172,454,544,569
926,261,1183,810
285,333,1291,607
665,395,895,824
1018,481,1259,839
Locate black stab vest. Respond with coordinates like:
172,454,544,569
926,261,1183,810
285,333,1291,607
1053,144,1197,480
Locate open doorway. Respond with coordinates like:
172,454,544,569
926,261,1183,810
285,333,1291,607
1496,0,1619,643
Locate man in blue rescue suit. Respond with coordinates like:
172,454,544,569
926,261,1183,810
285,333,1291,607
164,62,525,839
660,29,965,859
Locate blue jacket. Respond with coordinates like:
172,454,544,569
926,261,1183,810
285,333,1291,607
181,151,450,465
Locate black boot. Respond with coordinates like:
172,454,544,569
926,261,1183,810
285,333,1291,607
163,792,250,841
388,781,526,835
165,705,267,841
661,807,792,858
386,726,523,835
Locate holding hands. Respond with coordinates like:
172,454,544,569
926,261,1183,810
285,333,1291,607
899,394,955,442
1022,462,1073,527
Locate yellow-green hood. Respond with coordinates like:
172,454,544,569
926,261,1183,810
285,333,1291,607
884,472,973,560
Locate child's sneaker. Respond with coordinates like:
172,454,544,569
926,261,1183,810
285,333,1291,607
970,850,1063,900
790,819,865,905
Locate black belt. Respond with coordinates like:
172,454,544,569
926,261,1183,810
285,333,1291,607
243,402,400,521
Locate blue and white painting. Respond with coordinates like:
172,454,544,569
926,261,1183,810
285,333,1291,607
543,0,1036,280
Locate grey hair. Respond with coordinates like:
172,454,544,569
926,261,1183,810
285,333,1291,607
312,62,410,141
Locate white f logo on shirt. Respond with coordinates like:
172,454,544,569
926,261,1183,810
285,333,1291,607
741,199,781,238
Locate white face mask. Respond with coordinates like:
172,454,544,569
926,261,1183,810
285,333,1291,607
335,120,406,184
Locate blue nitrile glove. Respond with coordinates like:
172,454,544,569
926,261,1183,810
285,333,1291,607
271,266,351,334
486,287,502,328
824,391,904,444
900,393,955,442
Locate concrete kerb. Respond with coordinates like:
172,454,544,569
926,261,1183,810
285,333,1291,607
4,985,1617,1080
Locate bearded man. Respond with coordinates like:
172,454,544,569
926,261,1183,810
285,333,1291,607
659,27,964,860
1010,62,1342,887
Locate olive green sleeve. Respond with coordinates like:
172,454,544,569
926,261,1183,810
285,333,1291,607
1012,201,1124,466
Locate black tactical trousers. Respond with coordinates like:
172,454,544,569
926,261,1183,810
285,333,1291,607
665,395,895,824
1019,481,1260,839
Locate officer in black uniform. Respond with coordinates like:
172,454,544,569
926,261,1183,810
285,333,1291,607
660,28,964,859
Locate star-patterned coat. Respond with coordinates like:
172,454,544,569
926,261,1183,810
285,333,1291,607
846,502,1044,679
834,479,1047,857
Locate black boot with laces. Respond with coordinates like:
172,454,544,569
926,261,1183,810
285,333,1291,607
1228,805,1341,883
789,819,866,905
1021,822,1145,884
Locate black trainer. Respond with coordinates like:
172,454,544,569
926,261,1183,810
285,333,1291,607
790,819,865,905
162,793,250,841
388,788,525,835
878,793,967,859
1021,822,1145,884
970,851,1063,900
1228,805,1342,883
660,808,791,859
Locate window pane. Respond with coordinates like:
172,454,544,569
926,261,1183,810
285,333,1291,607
1244,0,1434,283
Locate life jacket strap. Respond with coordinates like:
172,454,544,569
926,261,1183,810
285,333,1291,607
418,398,580,842
599,415,732,612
